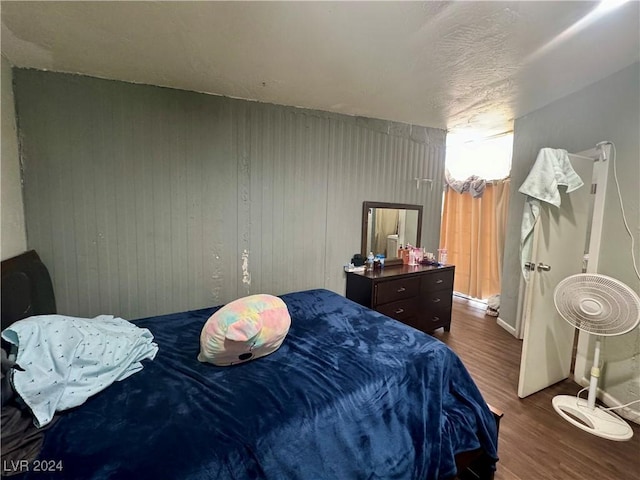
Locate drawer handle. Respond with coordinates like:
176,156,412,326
395,308,404,314
432,298,441,303
435,279,443,284
432,316,440,321
396,287,406,293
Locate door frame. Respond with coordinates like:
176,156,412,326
573,145,610,387
515,145,610,398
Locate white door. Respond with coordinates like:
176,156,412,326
517,151,602,398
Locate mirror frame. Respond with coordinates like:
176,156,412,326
361,201,423,267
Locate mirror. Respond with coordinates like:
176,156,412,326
362,201,423,266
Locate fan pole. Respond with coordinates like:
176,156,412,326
587,338,602,410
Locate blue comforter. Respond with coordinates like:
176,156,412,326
20,289,498,479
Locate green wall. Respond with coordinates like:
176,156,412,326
502,62,640,419
13,69,446,319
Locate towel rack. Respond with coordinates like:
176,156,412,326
414,178,433,190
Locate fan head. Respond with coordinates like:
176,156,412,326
554,273,640,336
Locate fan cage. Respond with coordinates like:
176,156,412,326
554,274,640,336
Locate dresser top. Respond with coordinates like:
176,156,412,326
347,263,453,280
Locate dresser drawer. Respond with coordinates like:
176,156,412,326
376,298,419,321
421,269,454,292
375,277,420,305
421,289,453,311
426,308,451,329
405,309,451,332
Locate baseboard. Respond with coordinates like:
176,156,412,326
496,317,517,337
577,376,640,425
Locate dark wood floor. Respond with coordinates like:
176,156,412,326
432,298,640,480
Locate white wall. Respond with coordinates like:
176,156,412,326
502,62,640,419
1,56,27,260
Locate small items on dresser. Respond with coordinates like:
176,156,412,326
397,245,424,266
345,253,386,273
397,246,451,267
366,251,375,270
373,254,385,270
421,251,438,265
344,254,367,273
350,253,366,267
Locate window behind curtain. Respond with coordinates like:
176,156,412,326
440,132,513,301
446,133,513,181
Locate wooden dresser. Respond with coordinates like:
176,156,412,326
345,264,455,333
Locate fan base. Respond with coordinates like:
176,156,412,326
552,395,633,441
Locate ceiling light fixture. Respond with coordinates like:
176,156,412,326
594,0,630,14
525,0,631,63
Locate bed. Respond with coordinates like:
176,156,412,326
1,250,500,480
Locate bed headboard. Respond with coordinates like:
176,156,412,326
1,250,56,331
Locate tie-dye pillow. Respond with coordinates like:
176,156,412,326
197,294,291,366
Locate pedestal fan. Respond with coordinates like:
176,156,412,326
552,273,640,441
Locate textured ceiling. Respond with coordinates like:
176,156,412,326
2,1,639,139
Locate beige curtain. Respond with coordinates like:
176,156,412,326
439,179,510,300
374,209,399,256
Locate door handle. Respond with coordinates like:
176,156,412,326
524,262,536,271
537,263,551,272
